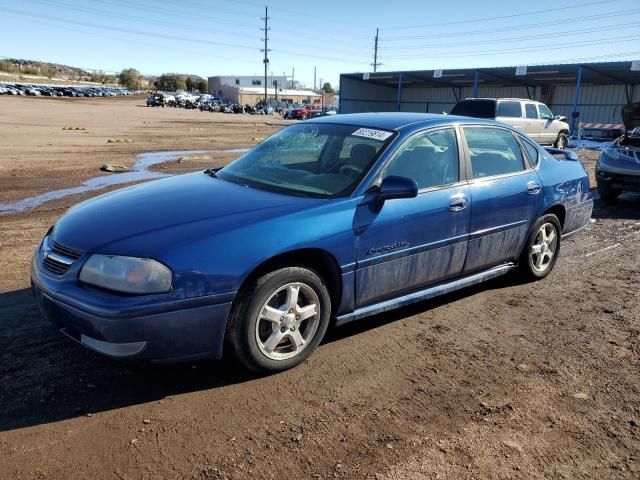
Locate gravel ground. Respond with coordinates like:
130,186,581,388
0,96,638,479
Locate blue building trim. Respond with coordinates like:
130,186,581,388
570,65,583,135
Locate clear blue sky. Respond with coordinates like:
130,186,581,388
1,0,639,88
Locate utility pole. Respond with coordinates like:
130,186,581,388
260,6,270,104
313,66,316,91
372,27,381,72
291,68,295,89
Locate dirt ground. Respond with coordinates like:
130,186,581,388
0,96,638,479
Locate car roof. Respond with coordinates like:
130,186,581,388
307,112,496,130
460,97,541,103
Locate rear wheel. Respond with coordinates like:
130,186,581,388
554,132,569,149
519,214,561,280
228,267,331,373
597,182,620,203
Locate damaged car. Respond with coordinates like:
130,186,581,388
31,113,593,373
596,102,640,201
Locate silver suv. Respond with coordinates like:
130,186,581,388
451,98,570,148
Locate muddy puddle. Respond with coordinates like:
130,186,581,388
0,149,248,215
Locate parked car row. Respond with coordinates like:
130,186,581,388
145,91,338,119
0,83,139,97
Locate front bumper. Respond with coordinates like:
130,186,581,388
31,255,234,361
596,168,640,192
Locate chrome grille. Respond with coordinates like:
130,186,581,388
51,240,82,260
41,238,84,275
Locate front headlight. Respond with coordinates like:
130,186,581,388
79,255,172,294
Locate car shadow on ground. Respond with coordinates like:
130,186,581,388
591,192,640,220
0,272,528,433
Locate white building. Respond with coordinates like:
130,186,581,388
208,75,322,105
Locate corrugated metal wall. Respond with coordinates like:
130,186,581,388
549,84,639,124
341,76,639,125
339,77,397,113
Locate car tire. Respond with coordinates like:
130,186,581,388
554,132,569,149
597,182,620,203
519,214,561,280
301,114,308,120
228,267,332,373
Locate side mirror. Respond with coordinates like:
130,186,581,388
376,175,418,201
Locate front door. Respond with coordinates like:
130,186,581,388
460,125,544,273
354,127,471,307
538,103,558,145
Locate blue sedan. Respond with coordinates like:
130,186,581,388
31,113,593,372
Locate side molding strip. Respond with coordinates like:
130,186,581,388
335,263,515,326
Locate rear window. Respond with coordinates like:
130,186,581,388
450,100,496,119
496,101,522,118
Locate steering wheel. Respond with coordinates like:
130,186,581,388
339,164,361,178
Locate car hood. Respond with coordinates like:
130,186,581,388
622,102,640,131
52,172,320,253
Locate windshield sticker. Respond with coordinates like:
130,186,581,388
351,128,393,141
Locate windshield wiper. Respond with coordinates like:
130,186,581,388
203,168,218,178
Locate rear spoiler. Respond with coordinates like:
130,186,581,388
544,147,579,161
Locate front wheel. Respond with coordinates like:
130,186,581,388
554,132,569,149
519,214,561,280
228,267,331,373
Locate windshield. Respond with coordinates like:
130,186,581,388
217,123,395,198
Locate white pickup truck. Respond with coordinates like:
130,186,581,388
451,98,570,149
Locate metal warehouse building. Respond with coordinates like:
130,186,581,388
339,61,640,134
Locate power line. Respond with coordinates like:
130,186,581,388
28,0,260,41
379,23,638,50
0,7,369,65
381,10,637,41
384,34,640,60
383,0,616,30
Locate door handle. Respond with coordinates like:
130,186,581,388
527,181,541,195
449,194,469,212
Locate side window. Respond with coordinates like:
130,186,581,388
525,103,538,119
520,136,540,167
383,128,459,189
538,104,553,120
464,127,526,179
496,101,522,118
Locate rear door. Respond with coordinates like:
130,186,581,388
354,126,470,307
496,100,527,134
524,102,542,141
460,125,543,273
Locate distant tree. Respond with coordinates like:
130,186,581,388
0,60,17,74
45,66,57,79
321,82,334,93
118,68,141,89
196,78,208,93
155,73,187,91
185,76,194,91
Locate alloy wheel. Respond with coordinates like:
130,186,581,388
530,222,558,273
255,282,320,361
